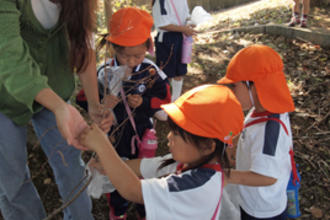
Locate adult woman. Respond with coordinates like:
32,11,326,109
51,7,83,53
0,0,111,219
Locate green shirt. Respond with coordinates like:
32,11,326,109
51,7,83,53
0,0,75,125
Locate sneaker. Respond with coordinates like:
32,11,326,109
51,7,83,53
300,19,308,28
288,16,300,27
109,209,127,220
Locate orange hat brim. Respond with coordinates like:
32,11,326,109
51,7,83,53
254,71,295,113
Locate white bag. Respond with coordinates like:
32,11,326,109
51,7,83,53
190,6,213,26
86,166,115,199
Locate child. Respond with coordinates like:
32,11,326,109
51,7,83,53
79,84,244,220
218,44,296,219
152,0,197,101
76,7,170,219
288,0,310,27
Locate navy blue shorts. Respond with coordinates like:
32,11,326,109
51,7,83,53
155,32,187,78
240,207,288,220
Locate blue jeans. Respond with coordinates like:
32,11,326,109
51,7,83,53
0,109,93,220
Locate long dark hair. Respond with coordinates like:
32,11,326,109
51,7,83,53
159,117,231,176
54,0,97,73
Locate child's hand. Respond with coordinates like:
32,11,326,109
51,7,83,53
88,157,106,175
104,94,120,109
182,25,197,36
78,123,109,152
88,103,114,133
127,94,143,108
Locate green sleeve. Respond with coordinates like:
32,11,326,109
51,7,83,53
0,0,49,114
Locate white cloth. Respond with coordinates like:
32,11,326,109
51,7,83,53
31,0,60,29
236,110,292,218
140,154,224,220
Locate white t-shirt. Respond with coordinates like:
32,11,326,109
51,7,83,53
236,110,292,218
140,154,224,220
152,0,190,29
31,0,60,29
152,0,190,42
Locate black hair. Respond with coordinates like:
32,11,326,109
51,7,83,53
97,35,151,52
159,117,231,176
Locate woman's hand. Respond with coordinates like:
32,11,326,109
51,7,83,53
53,103,89,150
78,123,109,152
127,94,143,108
88,103,114,133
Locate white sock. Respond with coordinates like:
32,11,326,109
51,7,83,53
171,78,183,102
154,110,168,121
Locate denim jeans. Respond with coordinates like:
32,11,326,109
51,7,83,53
0,109,94,220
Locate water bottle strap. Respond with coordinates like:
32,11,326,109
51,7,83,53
169,0,182,26
245,117,300,184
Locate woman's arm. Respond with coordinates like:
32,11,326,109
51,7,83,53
35,88,89,150
78,48,113,132
79,124,144,204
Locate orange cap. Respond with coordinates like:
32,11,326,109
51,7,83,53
107,7,153,47
217,44,295,113
161,84,244,144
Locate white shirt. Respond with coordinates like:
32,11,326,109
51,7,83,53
237,110,292,218
152,0,190,42
31,0,60,29
140,154,224,220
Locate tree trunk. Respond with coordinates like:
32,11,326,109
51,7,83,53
104,0,113,30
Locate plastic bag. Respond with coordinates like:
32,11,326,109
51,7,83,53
98,65,130,97
190,6,212,26
86,166,115,199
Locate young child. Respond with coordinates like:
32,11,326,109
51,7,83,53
288,0,310,28
218,44,296,219
76,7,170,219
152,0,197,101
79,84,244,220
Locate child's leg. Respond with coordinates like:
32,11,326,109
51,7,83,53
300,0,310,27
289,0,301,26
108,191,129,219
240,207,287,220
171,76,184,102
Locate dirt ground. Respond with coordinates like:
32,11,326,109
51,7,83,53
1,0,328,220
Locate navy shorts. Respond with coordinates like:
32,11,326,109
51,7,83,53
240,207,288,220
155,32,187,78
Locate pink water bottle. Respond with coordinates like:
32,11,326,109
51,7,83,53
138,128,158,158
181,35,193,64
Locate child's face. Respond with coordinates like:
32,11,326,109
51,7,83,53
230,81,253,111
167,131,208,165
115,44,147,69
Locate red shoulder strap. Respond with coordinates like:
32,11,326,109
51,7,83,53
244,117,288,135
244,117,300,184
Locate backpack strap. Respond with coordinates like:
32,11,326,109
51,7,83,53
244,117,300,185
169,0,182,25
120,88,141,155
211,171,224,220
244,117,288,135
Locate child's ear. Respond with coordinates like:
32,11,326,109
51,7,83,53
202,140,216,156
